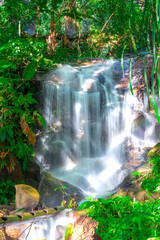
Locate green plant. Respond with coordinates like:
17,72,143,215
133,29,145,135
0,48,46,172
141,155,160,192
78,195,160,240
0,180,16,205
65,223,74,240
54,186,78,208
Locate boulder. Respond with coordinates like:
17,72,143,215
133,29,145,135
23,159,41,189
117,163,152,192
131,112,146,139
113,189,160,203
65,214,102,240
0,162,24,183
15,184,40,210
148,142,160,158
38,172,85,207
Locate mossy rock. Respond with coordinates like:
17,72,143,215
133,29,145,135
15,184,40,210
65,223,74,240
113,189,160,203
148,142,160,158
38,172,85,207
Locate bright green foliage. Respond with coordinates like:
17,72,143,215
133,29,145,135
78,196,160,240
141,155,160,192
0,48,45,172
65,223,74,240
0,180,22,205
54,186,78,208
78,154,160,239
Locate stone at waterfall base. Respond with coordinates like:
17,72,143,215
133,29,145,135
113,189,160,204
38,172,85,208
15,184,40,211
65,211,102,240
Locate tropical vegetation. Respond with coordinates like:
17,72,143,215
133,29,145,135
0,0,160,239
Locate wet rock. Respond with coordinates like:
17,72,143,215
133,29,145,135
152,122,160,142
98,73,105,85
44,141,64,171
117,162,152,192
148,142,160,158
15,184,40,210
23,159,41,189
131,112,146,139
0,162,24,183
113,189,160,203
35,135,65,171
56,225,66,240
65,213,102,240
38,172,85,208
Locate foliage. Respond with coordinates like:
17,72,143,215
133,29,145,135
65,223,74,240
0,49,45,172
141,155,160,192
78,195,160,240
54,186,78,208
1,0,158,62
78,154,160,239
0,180,24,205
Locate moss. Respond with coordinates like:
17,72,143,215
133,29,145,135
0,230,5,240
148,142,160,158
65,223,74,240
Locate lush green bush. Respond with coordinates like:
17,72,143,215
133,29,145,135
78,195,160,240
0,180,17,205
141,156,160,192
78,155,160,239
0,46,45,172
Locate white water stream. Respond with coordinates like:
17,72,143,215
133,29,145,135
36,60,157,197
24,60,160,240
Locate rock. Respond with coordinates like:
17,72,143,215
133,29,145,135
153,122,160,140
43,141,65,171
35,136,65,171
135,163,152,174
38,172,85,207
65,213,102,240
0,162,24,183
135,190,160,203
15,184,40,210
113,189,160,203
23,159,41,189
148,142,160,158
131,112,146,139
116,173,137,192
117,162,152,192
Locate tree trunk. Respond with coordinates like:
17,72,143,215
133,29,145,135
64,16,78,40
18,20,21,37
36,6,40,39
64,0,78,40
47,13,56,52
82,0,90,35
0,0,4,6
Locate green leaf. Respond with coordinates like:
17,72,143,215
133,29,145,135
22,157,27,171
78,201,95,210
23,60,37,80
0,76,10,84
40,116,46,129
131,171,141,177
7,128,13,137
0,128,6,142
0,45,6,53
129,58,133,95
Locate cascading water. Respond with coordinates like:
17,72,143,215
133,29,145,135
23,210,74,240
36,60,157,197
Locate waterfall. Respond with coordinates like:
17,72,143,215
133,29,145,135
36,60,157,197
23,210,74,240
